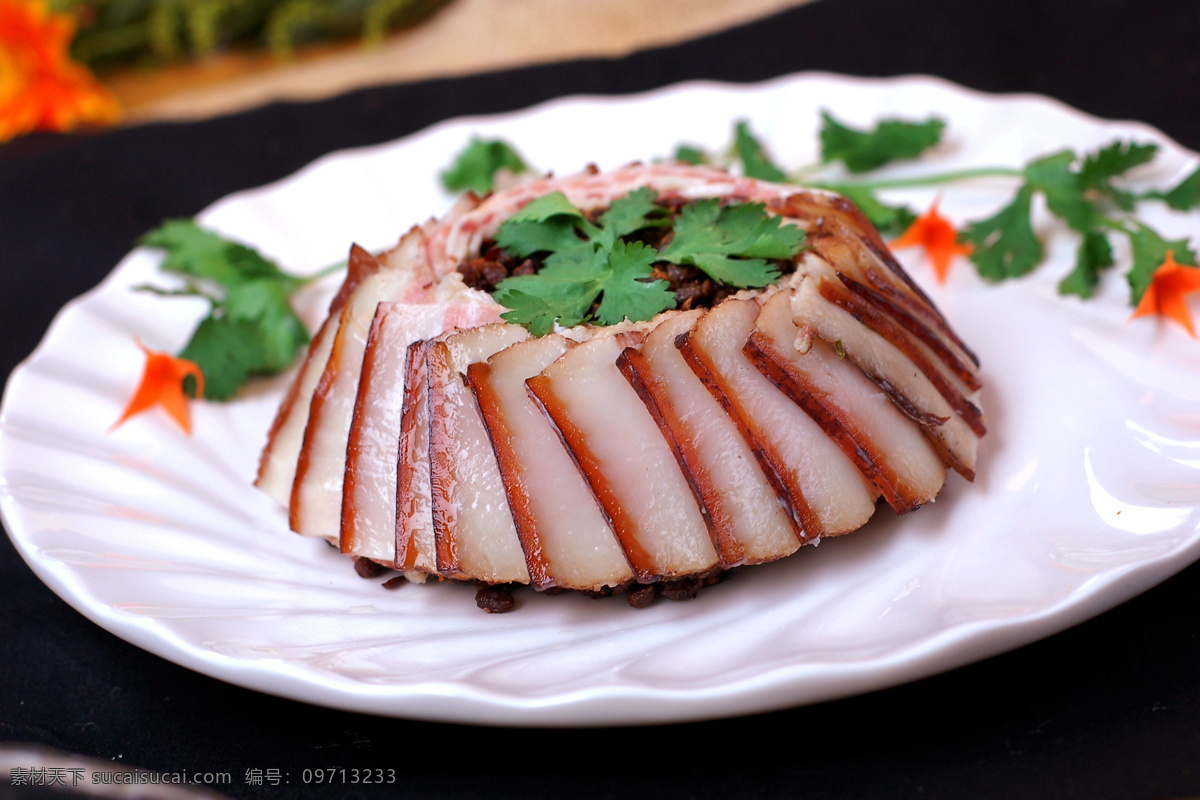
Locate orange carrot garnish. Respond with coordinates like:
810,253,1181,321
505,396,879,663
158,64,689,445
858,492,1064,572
891,199,973,284
112,341,205,434
1129,251,1200,338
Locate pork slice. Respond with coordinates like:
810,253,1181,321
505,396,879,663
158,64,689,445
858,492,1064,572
790,262,980,480
616,311,802,566
256,241,394,507
526,330,720,582
255,311,339,506
290,228,504,539
679,298,878,539
771,194,980,372
468,335,633,591
748,290,947,513
806,239,986,434
290,239,434,538
395,340,436,574
341,301,503,563
427,323,531,583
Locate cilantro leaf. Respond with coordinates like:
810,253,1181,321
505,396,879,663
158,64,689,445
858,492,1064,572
496,218,586,258
734,121,787,182
1058,231,1115,299
494,237,674,331
819,112,945,174
594,240,676,326
495,191,593,257
1148,164,1200,211
657,199,803,287
596,188,670,244
139,220,298,291
139,220,317,400
1080,141,1159,186
1079,141,1157,211
493,281,596,336
832,185,916,235
493,192,669,331
674,145,707,165
1024,150,1095,233
492,189,802,334
440,138,528,195
223,279,310,372
1127,225,1199,303
960,185,1042,281
508,191,588,224
177,315,272,401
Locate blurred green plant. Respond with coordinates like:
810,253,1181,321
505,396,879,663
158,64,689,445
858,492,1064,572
49,0,452,70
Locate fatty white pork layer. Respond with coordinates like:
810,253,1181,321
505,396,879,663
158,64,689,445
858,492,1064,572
804,236,986,438
679,297,877,539
749,289,946,513
427,323,530,583
341,300,503,563
468,334,633,591
526,330,719,581
616,310,802,566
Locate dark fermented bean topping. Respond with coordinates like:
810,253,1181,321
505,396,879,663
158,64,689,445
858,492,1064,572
627,584,656,608
475,582,517,613
353,556,388,578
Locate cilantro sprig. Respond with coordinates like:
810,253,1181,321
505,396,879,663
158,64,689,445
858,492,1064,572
818,112,946,174
440,138,529,195
491,188,805,335
956,144,1199,300
137,220,336,400
687,117,1199,304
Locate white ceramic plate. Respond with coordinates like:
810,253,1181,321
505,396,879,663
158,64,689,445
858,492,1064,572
3,73,1199,727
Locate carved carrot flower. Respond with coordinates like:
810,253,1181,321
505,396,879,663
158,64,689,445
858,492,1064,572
112,341,205,434
1129,250,1200,338
890,199,973,284
0,0,120,142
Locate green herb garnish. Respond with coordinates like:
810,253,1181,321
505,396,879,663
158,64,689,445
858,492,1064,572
734,120,788,182
137,220,335,400
491,188,805,335
440,138,529,195
819,112,946,174
713,117,1199,305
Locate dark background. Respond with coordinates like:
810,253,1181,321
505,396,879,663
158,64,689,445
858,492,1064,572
2,0,1199,797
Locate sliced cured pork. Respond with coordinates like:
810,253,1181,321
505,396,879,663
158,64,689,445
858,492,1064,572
678,296,879,539
528,329,721,581
616,310,802,566
342,300,503,561
469,334,634,590
747,289,946,513
427,323,530,583
256,162,986,605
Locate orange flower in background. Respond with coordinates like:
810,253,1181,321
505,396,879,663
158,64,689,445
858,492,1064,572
891,199,973,284
1129,251,1200,338
0,0,119,142
112,341,205,435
